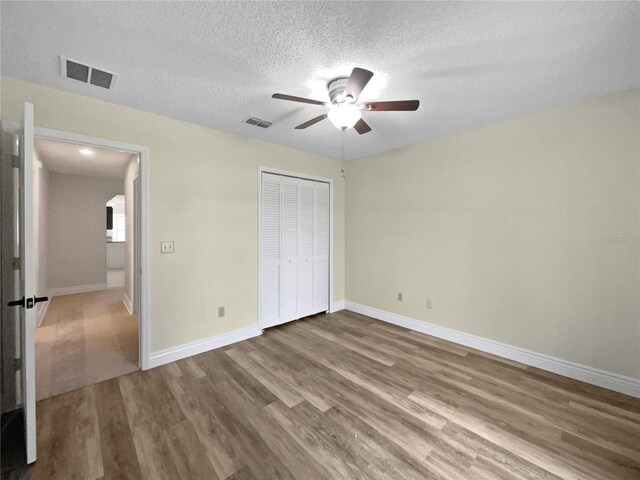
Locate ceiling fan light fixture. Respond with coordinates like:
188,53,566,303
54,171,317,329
327,103,361,130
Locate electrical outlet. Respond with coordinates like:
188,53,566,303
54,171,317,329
397,292,403,302
160,241,174,254
427,298,433,309
218,306,225,317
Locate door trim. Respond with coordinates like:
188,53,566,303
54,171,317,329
33,127,151,370
257,166,334,330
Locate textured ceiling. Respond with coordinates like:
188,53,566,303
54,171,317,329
3,1,639,160
36,138,135,179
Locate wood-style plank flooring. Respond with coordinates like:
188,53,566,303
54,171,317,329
31,310,640,479
35,287,138,400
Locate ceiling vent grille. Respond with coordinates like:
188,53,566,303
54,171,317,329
60,56,118,90
242,116,272,129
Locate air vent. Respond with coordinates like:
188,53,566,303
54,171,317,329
65,60,89,83
242,116,272,129
90,68,114,89
60,56,118,90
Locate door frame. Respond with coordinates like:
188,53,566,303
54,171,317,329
0,122,22,413
133,176,141,315
257,166,334,330
34,127,151,370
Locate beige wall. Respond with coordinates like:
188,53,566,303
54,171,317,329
0,77,345,352
48,172,123,289
346,88,640,378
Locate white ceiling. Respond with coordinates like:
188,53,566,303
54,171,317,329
36,138,135,179
3,2,639,160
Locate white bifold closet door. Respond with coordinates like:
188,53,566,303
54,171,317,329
260,173,329,329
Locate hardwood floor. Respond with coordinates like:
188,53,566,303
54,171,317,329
35,287,138,400
30,310,640,479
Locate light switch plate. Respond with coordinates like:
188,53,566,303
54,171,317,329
161,241,174,254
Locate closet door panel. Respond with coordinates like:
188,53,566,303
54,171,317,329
313,182,330,312
297,180,315,317
261,173,281,327
261,172,330,327
280,176,299,322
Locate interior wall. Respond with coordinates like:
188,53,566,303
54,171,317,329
124,155,138,311
0,77,346,352
33,149,49,323
346,88,640,378
47,172,123,290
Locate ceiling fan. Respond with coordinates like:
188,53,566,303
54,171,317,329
272,67,420,134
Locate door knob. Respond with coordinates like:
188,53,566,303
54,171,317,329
33,295,48,304
7,295,48,309
7,296,25,308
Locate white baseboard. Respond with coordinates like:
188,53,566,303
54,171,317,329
148,325,262,369
122,293,133,315
49,283,108,297
345,301,640,398
330,300,346,313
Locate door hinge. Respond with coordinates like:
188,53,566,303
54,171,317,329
14,358,21,372
12,257,20,270
12,133,20,157
11,155,20,169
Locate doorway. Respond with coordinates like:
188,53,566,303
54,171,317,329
1,107,150,466
32,137,142,400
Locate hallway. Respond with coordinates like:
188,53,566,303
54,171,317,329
35,287,138,400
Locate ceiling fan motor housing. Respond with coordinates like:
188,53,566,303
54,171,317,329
327,77,353,105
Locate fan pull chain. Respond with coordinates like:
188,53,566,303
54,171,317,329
341,129,346,179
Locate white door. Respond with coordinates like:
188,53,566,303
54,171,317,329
21,103,38,463
0,103,39,463
260,173,282,328
280,176,299,323
313,182,330,311
297,180,315,318
259,172,330,329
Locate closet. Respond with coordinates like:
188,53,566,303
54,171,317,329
260,172,330,329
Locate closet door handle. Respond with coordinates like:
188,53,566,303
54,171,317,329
33,295,48,304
